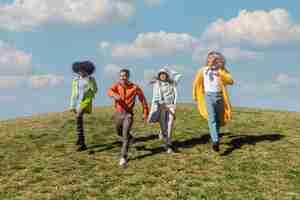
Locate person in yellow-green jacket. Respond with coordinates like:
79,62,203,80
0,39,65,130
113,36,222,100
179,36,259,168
70,61,98,151
192,52,234,152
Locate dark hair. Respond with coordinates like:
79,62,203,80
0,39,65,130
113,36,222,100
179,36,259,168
72,61,95,75
120,69,130,77
157,71,173,84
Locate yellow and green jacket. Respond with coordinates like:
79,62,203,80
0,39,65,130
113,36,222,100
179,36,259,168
192,66,234,126
70,76,98,114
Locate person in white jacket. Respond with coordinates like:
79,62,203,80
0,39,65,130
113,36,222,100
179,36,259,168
148,67,182,153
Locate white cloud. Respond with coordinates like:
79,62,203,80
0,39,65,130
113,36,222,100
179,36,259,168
28,74,64,89
0,74,65,89
103,64,122,78
99,41,111,49
0,40,64,89
0,76,27,89
100,31,199,59
202,9,300,47
144,69,156,81
275,73,300,87
222,48,263,62
100,31,262,63
0,0,136,31
192,45,262,63
145,0,163,7
0,40,32,75
0,96,17,103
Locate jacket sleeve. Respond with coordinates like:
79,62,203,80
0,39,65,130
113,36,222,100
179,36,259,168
170,69,183,86
152,81,160,104
219,68,234,85
70,79,77,109
192,69,203,101
91,77,98,95
137,87,149,118
107,83,119,97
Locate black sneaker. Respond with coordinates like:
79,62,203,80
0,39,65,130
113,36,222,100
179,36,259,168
212,142,220,152
77,144,88,152
129,135,136,145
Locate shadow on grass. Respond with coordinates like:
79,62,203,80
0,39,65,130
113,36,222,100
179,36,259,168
88,134,158,153
132,133,228,161
88,141,122,153
221,133,284,156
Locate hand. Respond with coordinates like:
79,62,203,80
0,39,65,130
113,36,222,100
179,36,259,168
214,71,220,77
160,103,167,111
173,114,176,120
143,115,148,122
69,108,77,114
112,94,121,101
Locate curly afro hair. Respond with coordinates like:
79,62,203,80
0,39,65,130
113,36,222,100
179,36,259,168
72,61,95,75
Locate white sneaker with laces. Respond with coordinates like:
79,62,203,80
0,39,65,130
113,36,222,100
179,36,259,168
119,158,128,167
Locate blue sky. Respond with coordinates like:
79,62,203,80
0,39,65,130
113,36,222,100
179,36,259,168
0,0,300,120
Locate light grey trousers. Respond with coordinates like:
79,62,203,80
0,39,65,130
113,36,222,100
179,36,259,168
114,112,133,159
159,105,176,147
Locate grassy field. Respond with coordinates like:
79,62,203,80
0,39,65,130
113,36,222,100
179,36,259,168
0,104,300,200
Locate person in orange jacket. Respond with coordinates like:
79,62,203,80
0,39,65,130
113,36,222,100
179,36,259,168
107,68,149,167
192,52,234,152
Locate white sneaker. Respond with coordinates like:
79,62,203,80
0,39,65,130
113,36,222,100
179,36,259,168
158,131,165,140
167,148,174,154
119,158,128,167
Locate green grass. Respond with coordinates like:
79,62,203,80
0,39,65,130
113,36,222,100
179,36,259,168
0,104,300,200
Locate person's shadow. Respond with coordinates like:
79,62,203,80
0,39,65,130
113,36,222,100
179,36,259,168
87,132,284,158
87,134,158,153
132,132,284,160
221,133,284,156
132,133,215,161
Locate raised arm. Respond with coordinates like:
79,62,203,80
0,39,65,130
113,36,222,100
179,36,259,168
219,68,234,85
170,69,183,85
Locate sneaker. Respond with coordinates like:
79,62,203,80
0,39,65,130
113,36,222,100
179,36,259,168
77,144,88,152
212,142,220,152
158,131,166,140
167,147,174,154
119,157,128,168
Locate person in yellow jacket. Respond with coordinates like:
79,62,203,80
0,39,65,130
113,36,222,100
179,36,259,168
192,52,234,152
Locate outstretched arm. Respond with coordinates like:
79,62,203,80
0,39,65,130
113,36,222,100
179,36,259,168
107,83,121,101
170,69,183,85
137,87,149,120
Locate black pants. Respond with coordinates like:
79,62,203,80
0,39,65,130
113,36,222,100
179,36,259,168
76,111,85,145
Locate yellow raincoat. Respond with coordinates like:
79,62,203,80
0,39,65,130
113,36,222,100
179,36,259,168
192,66,234,126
